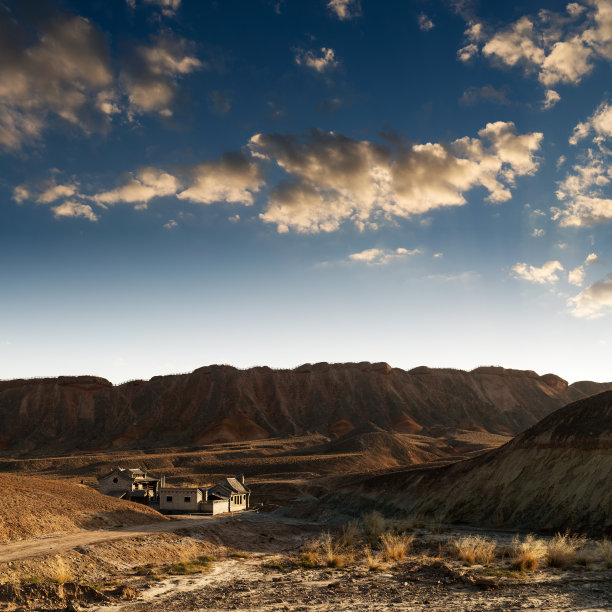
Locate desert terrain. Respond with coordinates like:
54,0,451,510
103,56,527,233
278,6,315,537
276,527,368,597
0,363,610,610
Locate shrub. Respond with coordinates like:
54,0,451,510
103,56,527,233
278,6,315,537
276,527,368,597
595,538,612,566
380,532,414,562
363,545,383,571
510,534,547,571
546,532,585,568
362,511,386,540
451,535,497,565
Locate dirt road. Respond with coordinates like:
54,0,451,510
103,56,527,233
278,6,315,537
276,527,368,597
0,515,223,563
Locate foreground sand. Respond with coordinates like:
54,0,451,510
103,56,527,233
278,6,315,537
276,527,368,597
0,514,610,611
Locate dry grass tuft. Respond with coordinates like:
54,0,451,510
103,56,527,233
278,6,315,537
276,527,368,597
595,538,612,566
47,556,74,584
363,545,383,571
546,532,585,568
380,532,414,561
450,535,497,565
362,511,386,540
510,534,547,571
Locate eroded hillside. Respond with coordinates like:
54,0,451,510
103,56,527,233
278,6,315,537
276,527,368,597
0,363,610,454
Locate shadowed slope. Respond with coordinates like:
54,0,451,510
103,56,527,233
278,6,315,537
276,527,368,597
327,391,612,534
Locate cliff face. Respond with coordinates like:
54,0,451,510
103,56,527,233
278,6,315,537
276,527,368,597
0,363,609,454
329,390,612,534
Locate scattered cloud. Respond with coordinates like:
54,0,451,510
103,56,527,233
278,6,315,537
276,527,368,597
127,0,181,17
568,273,612,318
249,122,542,233
228,214,240,223
0,14,114,150
459,85,510,106
433,252,443,258
93,167,179,208
542,89,561,109
459,1,612,88
569,99,612,145
348,247,421,265
294,47,339,73
418,13,434,32
51,201,98,221
163,219,178,229
177,152,264,205
531,228,545,237
568,265,586,285
327,0,361,21
511,260,564,284
121,33,201,117
586,252,601,264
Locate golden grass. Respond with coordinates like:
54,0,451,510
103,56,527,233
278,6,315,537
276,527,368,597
450,535,497,565
380,533,414,561
362,511,386,540
363,545,383,571
510,534,548,571
595,538,612,566
546,532,586,568
46,556,74,584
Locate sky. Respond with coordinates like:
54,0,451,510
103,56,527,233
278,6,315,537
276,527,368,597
2,0,612,384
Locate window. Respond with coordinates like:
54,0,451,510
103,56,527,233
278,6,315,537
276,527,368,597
112,477,118,483
184,496,191,503
166,496,173,502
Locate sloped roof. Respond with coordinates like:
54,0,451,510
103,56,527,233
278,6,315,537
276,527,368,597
98,467,159,481
208,476,250,499
106,490,128,499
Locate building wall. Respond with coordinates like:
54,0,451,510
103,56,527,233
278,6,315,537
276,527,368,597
159,487,202,513
98,472,133,495
201,499,229,515
229,494,248,511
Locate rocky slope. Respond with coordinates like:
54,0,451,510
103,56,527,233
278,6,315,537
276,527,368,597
0,363,610,455
326,390,612,534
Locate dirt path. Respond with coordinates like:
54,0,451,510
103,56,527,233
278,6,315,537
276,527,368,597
0,515,225,563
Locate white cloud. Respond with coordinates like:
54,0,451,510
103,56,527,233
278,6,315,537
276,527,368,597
163,219,178,229
12,186,30,203
511,260,564,284
36,183,79,204
327,0,361,20
348,247,421,265
51,201,98,221
568,265,586,285
568,273,612,317
122,34,201,117
463,1,612,87
418,14,434,32
93,167,179,207
532,228,545,237
457,43,479,62
177,152,264,205
0,15,113,149
250,123,542,233
294,47,339,73
586,252,601,264
569,100,612,144
128,0,181,17
542,89,561,109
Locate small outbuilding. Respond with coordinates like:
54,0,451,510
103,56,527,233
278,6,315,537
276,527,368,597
98,467,162,503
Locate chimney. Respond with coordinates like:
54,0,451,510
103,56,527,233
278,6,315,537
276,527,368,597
238,473,245,485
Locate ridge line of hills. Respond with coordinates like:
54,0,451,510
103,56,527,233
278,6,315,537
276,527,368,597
0,362,610,455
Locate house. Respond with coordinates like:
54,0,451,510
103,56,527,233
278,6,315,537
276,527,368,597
205,475,250,513
159,486,206,513
159,475,251,515
98,467,163,503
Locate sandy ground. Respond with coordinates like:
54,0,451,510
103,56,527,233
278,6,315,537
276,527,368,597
90,553,612,612
1,514,610,611
0,515,227,563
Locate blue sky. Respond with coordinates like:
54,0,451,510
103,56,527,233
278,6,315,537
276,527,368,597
2,0,612,383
